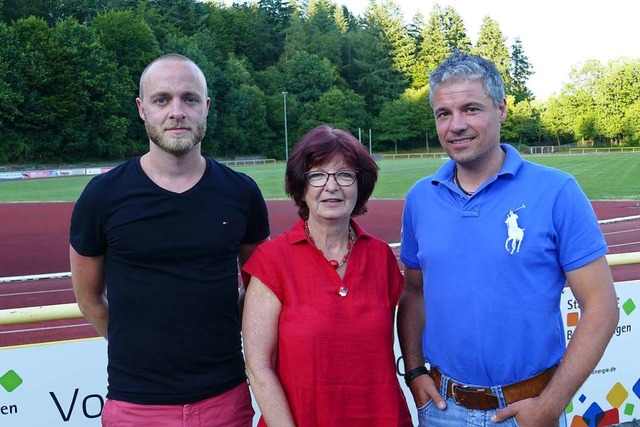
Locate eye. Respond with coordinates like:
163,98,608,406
185,96,199,104
337,171,356,180
154,96,168,105
307,172,326,180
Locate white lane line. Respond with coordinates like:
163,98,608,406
0,322,91,335
0,288,73,297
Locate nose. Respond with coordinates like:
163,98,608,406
449,112,467,133
324,174,340,190
169,101,186,119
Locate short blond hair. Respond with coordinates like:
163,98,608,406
138,53,208,99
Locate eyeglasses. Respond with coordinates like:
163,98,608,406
305,170,357,187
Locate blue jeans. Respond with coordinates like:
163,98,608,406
417,373,567,427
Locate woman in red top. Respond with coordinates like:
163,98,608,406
242,125,412,427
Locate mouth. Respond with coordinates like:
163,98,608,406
321,198,343,203
449,136,475,145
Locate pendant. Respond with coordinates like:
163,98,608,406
338,286,349,297
329,260,339,268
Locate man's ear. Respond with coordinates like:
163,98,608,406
499,98,507,123
136,98,146,121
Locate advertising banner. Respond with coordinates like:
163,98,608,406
0,340,107,426
562,280,639,426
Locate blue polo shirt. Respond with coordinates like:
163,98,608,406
400,144,607,386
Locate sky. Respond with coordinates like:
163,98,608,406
341,0,639,100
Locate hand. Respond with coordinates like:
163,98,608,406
491,397,560,427
408,373,447,410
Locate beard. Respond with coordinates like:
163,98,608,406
146,120,207,156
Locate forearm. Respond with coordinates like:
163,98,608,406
538,257,619,415
538,303,618,416
397,293,426,371
70,249,108,338
246,366,296,427
78,295,109,338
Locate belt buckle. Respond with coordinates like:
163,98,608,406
451,382,472,406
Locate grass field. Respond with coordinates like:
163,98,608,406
1,153,639,202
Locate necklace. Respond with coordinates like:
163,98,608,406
454,167,474,196
304,221,355,269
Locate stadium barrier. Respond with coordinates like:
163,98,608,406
569,147,640,154
380,152,448,160
1,251,639,326
0,159,277,181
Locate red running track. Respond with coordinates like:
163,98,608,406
1,200,639,347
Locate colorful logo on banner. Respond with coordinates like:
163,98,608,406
565,296,638,427
0,370,23,393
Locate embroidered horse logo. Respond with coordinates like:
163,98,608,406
505,205,525,254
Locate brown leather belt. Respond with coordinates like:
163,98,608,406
429,365,557,410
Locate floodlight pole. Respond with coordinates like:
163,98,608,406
282,91,289,161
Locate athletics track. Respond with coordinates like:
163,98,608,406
1,200,640,348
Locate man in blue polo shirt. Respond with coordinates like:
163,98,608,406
397,52,619,427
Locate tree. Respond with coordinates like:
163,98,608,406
621,99,640,146
509,37,533,103
559,60,603,145
374,86,432,152
255,0,294,68
301,87,369,132
594,59,640,144
284,51,337,102
92,9,161,152
93,9,160,78
474,16,511,89
0,22,26,162
365,0,415,80
540,95,573,145
414,5,469,87
406,10,424,44
10,17,69,161
53,17,131,160
214,84,274,157
502,96,539,145
286,0,343,67
342,28,406,115
440,6,471,53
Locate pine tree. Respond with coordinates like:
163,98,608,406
509,37,534,103
474,16,511,91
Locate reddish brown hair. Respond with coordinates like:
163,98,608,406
285,125,379,219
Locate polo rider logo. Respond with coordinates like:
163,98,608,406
505,205,525,254
0,369,23,393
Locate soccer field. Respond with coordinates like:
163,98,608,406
0,153,638,202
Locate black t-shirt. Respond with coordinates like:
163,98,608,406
70,157,270,404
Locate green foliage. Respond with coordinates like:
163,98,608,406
367,0,416,79
303,87,369,132
374,86,432,152
92,10,160,81
509,37,533,103
0,0,638,164
284,51,336,102
474,16,511,89
503,96,539,144
545,58,640,146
